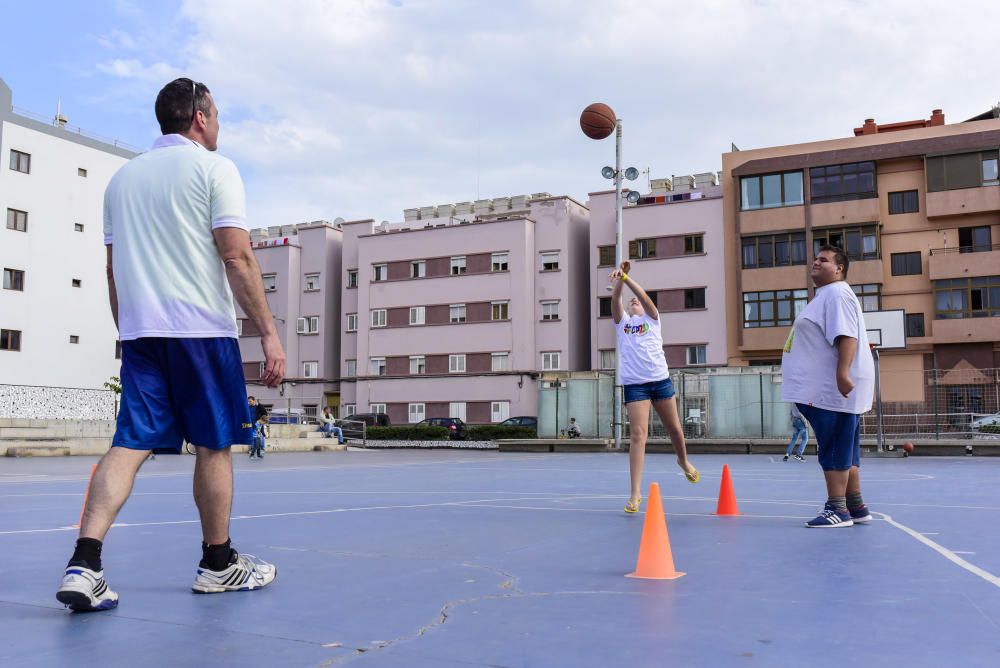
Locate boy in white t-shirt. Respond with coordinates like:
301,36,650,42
610,261,699,514
781,245,875,528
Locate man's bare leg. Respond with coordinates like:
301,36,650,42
79,447,153,540
193,446,233,545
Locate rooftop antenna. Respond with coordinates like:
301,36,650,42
641,167,651,193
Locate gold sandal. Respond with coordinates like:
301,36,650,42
684,466,700,483
624,496,642,513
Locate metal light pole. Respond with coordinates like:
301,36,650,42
613,122,624,451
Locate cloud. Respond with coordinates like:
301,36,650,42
97,58,181,83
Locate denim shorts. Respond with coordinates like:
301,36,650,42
796,403,860,471
623,377,676,404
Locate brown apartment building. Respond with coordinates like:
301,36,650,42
722,108,1000,416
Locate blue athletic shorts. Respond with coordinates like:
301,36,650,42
796,404,860,471
624,377,676,404
113,338,254,452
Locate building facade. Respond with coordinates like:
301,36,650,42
0,78,137,390
339,194,591,424
236,221,344,416
589,172,728,374
722,108,1000,414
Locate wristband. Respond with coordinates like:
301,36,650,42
621,273,629,281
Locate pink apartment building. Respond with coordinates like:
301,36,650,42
236,221,343,416
589,173,728,372
339,194,591,424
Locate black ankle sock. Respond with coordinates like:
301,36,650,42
68,537,103,571
201,538,234,571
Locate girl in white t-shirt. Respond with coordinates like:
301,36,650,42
610,261,700,514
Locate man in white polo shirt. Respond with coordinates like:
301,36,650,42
781,245,875,528
56,78,286,612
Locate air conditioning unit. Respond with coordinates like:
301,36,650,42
403,208,421,222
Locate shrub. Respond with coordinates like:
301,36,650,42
466,425,537,441
364,426,449,440
978,425,1000,435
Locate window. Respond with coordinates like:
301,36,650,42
598,245,616,267
449,304,466,323
74,223,84,232
9,150,30,174
491,352,510,371
927,150,999,191
600,349,615,369
809,162,876,203
492,301,509,320
450,256,466,275
742,290,808,328
115,341,122,359
236,319,243,336
742,233,807,268
347,270,358,288
409,306,425,325
491,253,508,272
540,252,560,271
303,361,319,378
684,288,705,309
541,301,559,321
449,354,466,373
599,297,612,318
905,313,925,338
371,309,387,328
346,313,357,332
6,208,27,232
411,261,426,278
408,403,425,423
370,357,387,376
890,252,921,276
629,238,656,259
812,225,879,261
3,268,24,291
449,402,467,422
343,404,356,417
70,335,80,344
541,351,560,370
684,235,704,255
72,279,82,288
491,400,510,423
302,404,318,419
1,329,22,351
305,273,320,291
740,171,804,210
370,403,386,414
345,359,356,377
261,274,276,292
409,356,426,374
934,276,1000,319
888,190,919,215
297,316,319,334
373,264,387,281
851,283,881,312
78,168,88,177
958,226,992,253
686,345,707,365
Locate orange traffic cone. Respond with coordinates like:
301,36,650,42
716,464,740,516
626,482,685,580
74,463,98,529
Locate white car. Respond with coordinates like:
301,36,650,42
971,412,1000,430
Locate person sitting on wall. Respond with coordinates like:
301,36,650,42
317,407,344,444
567,417,582,439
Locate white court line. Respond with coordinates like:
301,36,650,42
876,512,1000,589
954,551,977,555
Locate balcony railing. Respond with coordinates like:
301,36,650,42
929,243,1000,255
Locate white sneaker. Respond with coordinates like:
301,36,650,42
56,565,119,611
192,552,276,593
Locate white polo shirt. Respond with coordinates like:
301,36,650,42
103,135,248,340
781,281,875,414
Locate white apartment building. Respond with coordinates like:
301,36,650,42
0,78,137,390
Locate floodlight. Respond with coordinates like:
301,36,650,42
601,166,616,180
626,190,641,204
624,167,639,181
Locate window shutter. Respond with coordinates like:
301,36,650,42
647,238,656,257
628,240,638,259
310,316,319,332
296,317,306,333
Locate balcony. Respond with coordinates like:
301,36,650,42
847,258,884,284
738,205,805,234
809,196,880,226
928,244,1000,280
931,316,1000,344
926,186,1000,218
740,326,792,352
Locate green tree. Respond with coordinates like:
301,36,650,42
104,376,122,417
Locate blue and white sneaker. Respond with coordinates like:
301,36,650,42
56,565,119,611
192,552,276,593
806,504,854,528
849,505,873,524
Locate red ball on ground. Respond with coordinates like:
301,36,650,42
580,103,616,140
902,442,914,454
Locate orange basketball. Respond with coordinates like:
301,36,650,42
580,103,616,140
902,442,914,454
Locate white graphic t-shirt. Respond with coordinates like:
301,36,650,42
104,135,248,340
781,281,875,414
616,313,670,385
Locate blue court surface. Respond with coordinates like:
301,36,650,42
1,451,998,667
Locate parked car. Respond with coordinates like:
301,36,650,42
971,412,1000,431
417,417,467,440
499,416,537,428
338,412,391,439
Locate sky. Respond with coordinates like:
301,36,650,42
2,0,999,228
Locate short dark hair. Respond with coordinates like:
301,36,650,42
248,396,256,401
818,244,849,280
155,78,211,135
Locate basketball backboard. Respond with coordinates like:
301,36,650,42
863,309,906,350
